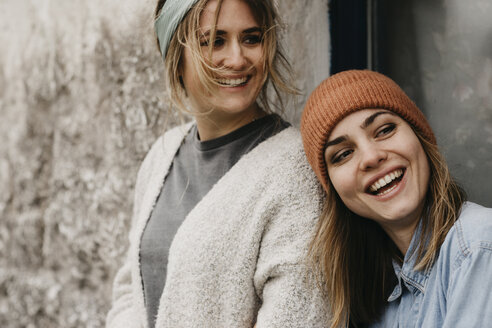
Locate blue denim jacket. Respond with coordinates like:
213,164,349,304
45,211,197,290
370,202,492,328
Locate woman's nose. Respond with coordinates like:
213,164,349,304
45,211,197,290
222,42,248,69
359,143,387,170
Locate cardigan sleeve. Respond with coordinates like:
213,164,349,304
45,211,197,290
255,263,329,328
105,137,162,328
253,154,330,328
105,169,147,328
105,259,142,328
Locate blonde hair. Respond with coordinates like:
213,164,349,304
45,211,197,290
309,128,466,328
154,0,298,120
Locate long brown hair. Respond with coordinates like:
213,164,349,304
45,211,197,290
309,129,466,328
154,0,298,120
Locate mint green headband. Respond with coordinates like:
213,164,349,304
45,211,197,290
155,0,200,60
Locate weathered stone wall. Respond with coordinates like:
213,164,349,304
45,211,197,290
0,1,329,327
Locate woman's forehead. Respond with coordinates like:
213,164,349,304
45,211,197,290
334,109,395,130
200,0,262,30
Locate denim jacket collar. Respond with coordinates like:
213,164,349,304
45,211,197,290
388,220,431,302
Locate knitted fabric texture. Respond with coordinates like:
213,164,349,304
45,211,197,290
106,125,330,328
300,69,436,192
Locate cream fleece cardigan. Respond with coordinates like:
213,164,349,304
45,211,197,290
106,124,330,328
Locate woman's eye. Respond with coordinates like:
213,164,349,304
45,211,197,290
376,123,396,137
243,34,261,45
332,149,353,164
200,37,225,48
213,37,225,47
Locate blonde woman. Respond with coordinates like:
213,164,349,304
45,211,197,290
301,70,492,327
106,0,329,327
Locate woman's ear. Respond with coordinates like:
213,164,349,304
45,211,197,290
178,75,188,97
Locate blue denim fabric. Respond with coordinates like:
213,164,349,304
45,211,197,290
370,202,492,328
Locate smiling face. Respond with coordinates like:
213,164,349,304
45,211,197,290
181,0,265,126
324,109,431,240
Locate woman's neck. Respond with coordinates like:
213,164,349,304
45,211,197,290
381,219,420,256
194,105,265,141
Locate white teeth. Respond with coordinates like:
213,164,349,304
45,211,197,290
369,169,404,194
218,77,248,86
379,183,398,196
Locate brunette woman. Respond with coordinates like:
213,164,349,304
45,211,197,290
301,70,492,327
106,1,329,327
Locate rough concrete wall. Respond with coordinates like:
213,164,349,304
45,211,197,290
0,0,329,327
377,0,492,206
277,1,330,124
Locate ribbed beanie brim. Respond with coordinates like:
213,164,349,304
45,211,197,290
300,70,436,192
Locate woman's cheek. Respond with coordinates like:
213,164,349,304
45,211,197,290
329,168,349,198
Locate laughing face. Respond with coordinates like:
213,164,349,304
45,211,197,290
181,0,265,125
324,109,430,238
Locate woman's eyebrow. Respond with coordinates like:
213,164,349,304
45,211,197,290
325,135,347,148
325,111,398,148
202,27,261,37
360,111,397,129
201,30,227,37
243,27,262,34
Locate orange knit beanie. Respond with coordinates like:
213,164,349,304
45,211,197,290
300,70,436,192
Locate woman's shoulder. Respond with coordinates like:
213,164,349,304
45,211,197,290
134,122,193,190
213,125,322,201
442,202,492,259
153,122,194,153
244,126,319,184
255,124,300,146
141,122,193,165
248,126,304,165
454,202,492,248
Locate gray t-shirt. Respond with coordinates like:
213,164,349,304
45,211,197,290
140,114,289,327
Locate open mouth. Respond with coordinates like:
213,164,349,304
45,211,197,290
367,168,405,196
217,76,250,87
